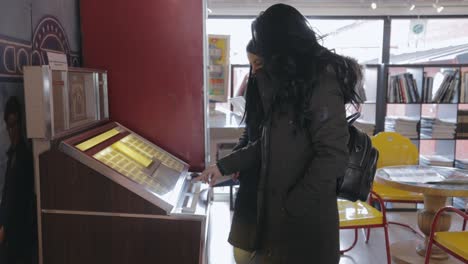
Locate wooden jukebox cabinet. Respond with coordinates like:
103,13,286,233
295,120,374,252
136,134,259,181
24,66,210,264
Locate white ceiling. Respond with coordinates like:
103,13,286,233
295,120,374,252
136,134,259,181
207,0,468,16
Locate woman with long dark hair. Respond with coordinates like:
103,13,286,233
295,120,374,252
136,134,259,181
198,4,362,263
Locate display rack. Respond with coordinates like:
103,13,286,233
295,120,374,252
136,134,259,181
227,62,468,169
383,63,468,168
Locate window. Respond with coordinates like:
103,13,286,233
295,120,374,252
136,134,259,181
206,18,384,114
207,18,384,64
390,19,468,64
309,19,384,63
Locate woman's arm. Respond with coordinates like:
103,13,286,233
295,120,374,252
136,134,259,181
232,129,249,152
217,139,261,175
195,139,261,186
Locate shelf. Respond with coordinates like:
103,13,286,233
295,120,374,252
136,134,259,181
419,138,456,141
387,136,420,140
421,103,460,105
387,64,468,68
386,102,423,104
387,103,462,105
376,63,466,168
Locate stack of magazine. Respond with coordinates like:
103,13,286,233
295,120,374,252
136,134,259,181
455,159,468,169
354,119,375,136
383,166,468,184
420,117,456,139
385,116,419,138
420,155,454,167
388,73,420,103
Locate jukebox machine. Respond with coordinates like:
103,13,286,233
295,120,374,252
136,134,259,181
24,66,210,264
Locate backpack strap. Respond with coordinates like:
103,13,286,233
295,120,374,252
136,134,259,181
346,112,361,125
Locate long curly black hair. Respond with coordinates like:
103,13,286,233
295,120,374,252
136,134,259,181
249,3,363,129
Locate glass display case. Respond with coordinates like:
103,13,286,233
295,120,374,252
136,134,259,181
24,66,108,139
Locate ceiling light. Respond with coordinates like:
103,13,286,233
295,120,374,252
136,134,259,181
371,2,377,9
437,5,444,12
409,4,416,11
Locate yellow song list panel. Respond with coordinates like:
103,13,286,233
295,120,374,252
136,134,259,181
120,135,184,172
111,141,153,168
162,157,185,173
76,128,120,151
93,147,169,195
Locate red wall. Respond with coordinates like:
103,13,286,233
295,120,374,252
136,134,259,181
80,0,205,170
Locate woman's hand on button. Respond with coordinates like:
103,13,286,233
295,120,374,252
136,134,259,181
193,164,222,187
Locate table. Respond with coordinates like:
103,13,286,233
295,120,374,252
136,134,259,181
209,110,244,165
376,165,468,263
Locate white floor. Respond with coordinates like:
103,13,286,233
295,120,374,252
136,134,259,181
208,201,465,264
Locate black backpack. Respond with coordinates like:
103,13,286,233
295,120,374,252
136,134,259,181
336,113,379,202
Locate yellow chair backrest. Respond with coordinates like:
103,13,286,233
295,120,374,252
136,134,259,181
371,132,419,168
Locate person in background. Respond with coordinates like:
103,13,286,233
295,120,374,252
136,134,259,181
236,74,249,98
229,40,264,264
196,4,362,263
236,43,263,98
0,96,36,264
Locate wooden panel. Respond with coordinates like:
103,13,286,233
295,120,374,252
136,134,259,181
80,0,206,171
39,149,166,215
42,213,201,264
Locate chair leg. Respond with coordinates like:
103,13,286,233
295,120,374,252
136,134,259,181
383,225,391,264
463,219,467,231
388,221,424,238
424,239,434,264
363,228,371,243
340,229,358,254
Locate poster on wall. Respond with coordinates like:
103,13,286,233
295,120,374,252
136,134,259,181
208,35,230,102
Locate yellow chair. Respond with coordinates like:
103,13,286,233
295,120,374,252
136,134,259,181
425,206,468,263
371,132,424,235
339,191,391,264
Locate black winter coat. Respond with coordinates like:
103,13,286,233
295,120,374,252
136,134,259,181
218,69,349,264
227,123,261,251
